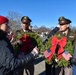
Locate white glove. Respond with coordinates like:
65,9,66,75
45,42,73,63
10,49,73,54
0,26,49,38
31,46,39,58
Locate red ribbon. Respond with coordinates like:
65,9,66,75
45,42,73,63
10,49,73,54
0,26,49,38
19,34,34,52
48,36,66,61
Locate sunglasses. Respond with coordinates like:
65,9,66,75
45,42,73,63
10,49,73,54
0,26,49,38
22,22,29,25
59,23,67,26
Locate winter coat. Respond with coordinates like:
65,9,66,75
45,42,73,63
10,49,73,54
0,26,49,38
0,30,34,75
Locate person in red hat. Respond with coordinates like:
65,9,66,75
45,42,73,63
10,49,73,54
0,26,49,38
0,16,9,32
0,16,9,24
0,15,39,75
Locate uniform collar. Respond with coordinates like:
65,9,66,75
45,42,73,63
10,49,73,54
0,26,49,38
23,29,32,32
61,28,71,36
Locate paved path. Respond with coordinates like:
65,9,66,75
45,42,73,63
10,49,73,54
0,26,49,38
34,58,45,75
23,56,76,75
24,56,46,75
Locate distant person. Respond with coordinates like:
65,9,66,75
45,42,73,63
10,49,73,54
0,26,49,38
0,15,39,75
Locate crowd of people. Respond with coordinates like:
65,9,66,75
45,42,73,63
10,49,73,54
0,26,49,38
0,15,76,75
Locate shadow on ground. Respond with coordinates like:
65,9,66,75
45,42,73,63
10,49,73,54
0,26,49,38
39,71,46,75
34,56,45,65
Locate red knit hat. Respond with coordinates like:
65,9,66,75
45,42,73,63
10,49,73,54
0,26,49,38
0,16,9,25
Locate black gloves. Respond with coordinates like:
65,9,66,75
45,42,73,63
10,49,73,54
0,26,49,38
70,57,76,66
70,46,76,66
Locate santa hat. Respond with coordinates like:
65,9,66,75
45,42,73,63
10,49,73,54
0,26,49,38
0,16,9,25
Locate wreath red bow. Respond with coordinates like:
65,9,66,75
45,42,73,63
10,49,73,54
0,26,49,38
48,36,67,61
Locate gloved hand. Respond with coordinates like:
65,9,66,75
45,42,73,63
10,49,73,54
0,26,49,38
31,46,39,58
69,46,76,66
70,57,76,66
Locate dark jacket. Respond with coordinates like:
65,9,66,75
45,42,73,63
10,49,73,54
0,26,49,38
71,46,76,65
0,30,34,75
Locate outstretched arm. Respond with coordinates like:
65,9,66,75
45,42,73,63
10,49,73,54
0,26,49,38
48,27,59,38
0,44,39,71
42,26,59,44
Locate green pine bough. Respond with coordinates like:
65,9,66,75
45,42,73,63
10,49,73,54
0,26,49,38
43,35,74,67
14,32,74,67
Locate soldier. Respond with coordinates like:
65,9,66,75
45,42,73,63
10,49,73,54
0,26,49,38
53,16,76,75
12,16,38,75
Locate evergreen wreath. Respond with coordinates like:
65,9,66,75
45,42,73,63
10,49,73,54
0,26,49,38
14,32,42,54
43,35,74,67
